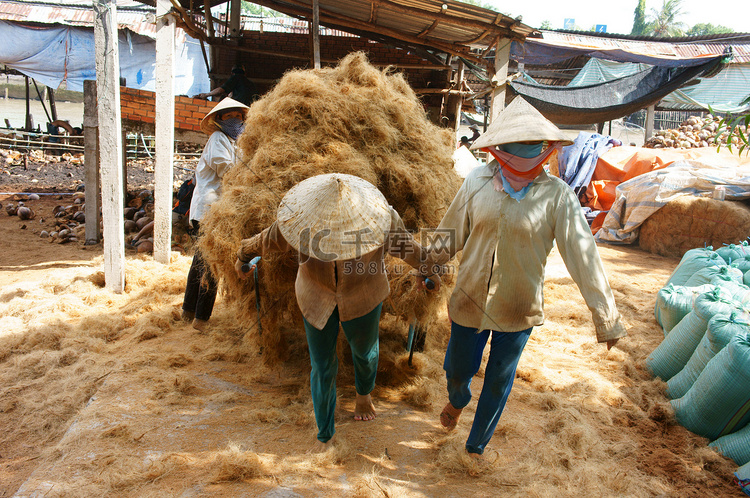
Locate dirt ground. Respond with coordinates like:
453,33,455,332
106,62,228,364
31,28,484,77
0,157,746,497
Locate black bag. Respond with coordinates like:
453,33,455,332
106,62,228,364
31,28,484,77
173,176,195,216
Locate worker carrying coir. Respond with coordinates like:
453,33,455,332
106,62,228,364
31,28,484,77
234,173,440,452
428,96,627,459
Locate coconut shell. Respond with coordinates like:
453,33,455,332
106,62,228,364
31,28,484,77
136,239,153,253
135,216,152,230
124,207,138,220
6,203,17,216
17,206,35,220
124,220,138,233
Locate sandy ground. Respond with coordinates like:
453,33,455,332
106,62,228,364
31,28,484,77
0,190,746,497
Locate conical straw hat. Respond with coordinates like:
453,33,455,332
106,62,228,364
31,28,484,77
200,97,250,135
470,96,572,150
276,173,391,262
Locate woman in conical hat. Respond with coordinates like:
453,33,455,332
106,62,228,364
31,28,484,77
428,96,627,458
182,98,249,331
235,173,439,451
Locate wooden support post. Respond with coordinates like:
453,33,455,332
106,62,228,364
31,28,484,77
311,0,321,69
83,80,101,245
24,76,31,131
94,0,126,292
644,104,655,141
490,39,511,123
48,87,58,121
154,0,176,264
229,0,241,38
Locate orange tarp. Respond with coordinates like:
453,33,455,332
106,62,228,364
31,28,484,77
583,146,750,212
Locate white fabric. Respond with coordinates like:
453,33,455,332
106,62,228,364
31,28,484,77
595,161,750,245
0,20,209,95
452,146,480,178
190,132,236,223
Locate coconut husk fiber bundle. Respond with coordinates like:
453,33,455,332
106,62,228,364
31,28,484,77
639,196,750,258
199,52,461,363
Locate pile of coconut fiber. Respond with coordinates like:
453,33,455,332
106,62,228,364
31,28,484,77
199,52,462,363
639,196,750,258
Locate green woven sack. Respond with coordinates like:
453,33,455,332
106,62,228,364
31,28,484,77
647,288,737,381
710,422,750,466
685,265,742,287
654,284,714,336
666,248,723,287
666,312,749,399
671,330,750,441
731,256,750,274
716,244,748,264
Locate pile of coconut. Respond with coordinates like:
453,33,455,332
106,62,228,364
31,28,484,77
4,189,190,251
199,52,462,364
644,114,746,149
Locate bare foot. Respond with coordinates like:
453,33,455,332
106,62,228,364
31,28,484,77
440,402,462,430
354,393,376,421
306,439,331,454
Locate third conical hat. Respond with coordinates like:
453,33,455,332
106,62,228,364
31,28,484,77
276,173,391,262
471,96,572,150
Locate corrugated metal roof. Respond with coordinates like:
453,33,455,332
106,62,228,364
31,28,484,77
0,0,158,37
174,0,537,65
539,30,750,64
242,16,354,37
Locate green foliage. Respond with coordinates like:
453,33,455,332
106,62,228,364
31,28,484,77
240,1,283,17
539,20,552,30
712,96,750,156
687,23,733,36
646,0,686,37
458,0,499,10
631,0,648,36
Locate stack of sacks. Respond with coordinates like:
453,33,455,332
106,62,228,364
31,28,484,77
648,241,750,466
734,461,750,496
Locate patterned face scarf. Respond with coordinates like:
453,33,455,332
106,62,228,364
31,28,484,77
217,118,245,140
483,142,562,200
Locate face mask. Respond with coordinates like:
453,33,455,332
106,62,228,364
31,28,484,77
218,117,245,140
498,142,543,158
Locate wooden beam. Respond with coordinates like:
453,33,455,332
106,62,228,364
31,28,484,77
154,0,176,264
368,2,379,23
311,0,321,69
417,19,439,38
83,80,100,246
491,38,510,122
94,0,126,292
229,0,241,38
203,0,214,38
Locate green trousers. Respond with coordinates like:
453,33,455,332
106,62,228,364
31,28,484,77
303,303,382,443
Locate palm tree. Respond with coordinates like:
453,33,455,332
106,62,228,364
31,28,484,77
647,0,687,37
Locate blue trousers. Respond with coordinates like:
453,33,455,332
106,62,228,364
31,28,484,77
303,303,382,443
444,321,532,454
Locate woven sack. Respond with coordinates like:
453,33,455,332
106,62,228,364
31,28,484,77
731,255,750,273
671,330,750,441
745,269,750,287
710,422,750,466
736,461,750,497
647,288,737,381
654,284,714,336
665,248,724,287
684,265,742,287
666,312,749,399
716,243,749,264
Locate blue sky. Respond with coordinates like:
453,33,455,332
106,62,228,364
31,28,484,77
486,0,748,35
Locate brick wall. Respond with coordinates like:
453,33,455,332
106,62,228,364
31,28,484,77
120,87,216,134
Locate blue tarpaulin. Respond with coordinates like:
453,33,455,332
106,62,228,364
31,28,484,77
0,20,209,95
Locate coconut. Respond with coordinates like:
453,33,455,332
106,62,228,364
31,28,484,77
17,206,34,220
6,203,17,216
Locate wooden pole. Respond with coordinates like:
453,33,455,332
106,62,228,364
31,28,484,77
311,0,321,69
154,0,176,264
94,0,126,292
490,38,510,122
644,104,655,142
48,87,58,121
229,0,241,38
83,80,101,245
24,76,31,131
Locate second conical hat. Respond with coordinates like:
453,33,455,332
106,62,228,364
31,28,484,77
470,96,572,150
200,97,250,135
276,173,391,262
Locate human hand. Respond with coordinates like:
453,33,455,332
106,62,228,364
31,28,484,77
235,258,254,280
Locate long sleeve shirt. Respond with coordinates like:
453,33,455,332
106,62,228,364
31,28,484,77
190,131,236,223
237,207,431,329
432,161,626,343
